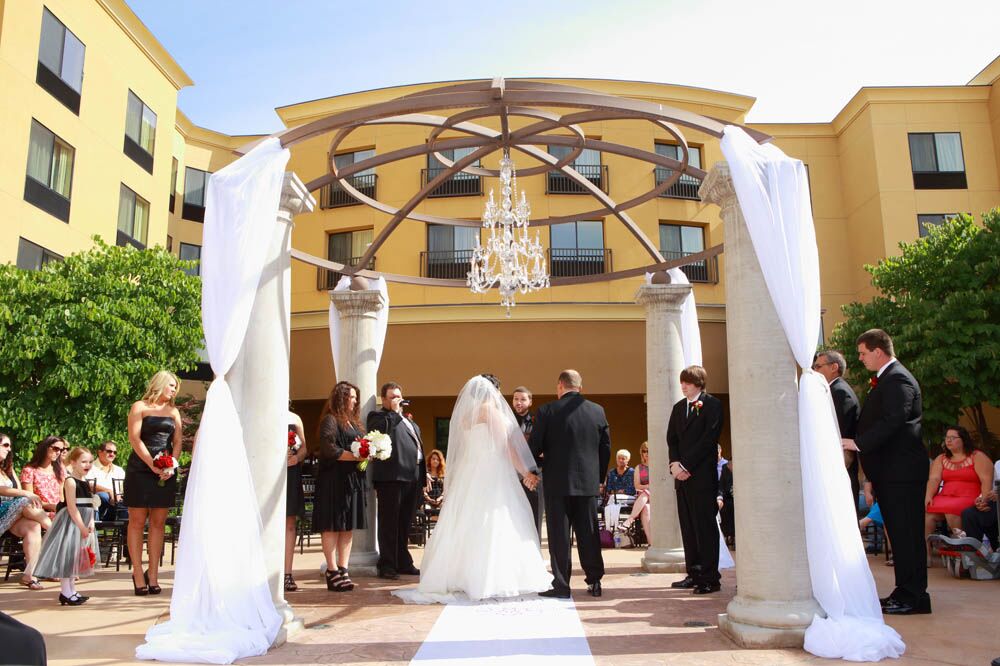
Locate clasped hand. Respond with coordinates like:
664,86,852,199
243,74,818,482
522,472,539,491
669,462,691,481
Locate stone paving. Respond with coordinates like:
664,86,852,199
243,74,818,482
1,543,997,665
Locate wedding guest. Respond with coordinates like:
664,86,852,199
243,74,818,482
0,433,52,590
604,450,636,496
667,365,724,595
314,381,366,592
960,458,999,546
622,442,651,540
0,611,46,665
284,408,307,592
925,426,993,551
85,441,126,522
813,350,861,514
368,381,424,580
34,447,99,606
512,385,544,540
423,449,445,519
843,329,930,615
21,436,67,517
717,444,735,545
124,371,183,597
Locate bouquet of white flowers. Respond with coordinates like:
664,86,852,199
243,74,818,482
350,430,393,471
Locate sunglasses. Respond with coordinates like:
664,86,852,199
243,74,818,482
50,446,66,453
0,442,11,449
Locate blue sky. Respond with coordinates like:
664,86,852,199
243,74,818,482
128,0,1000,136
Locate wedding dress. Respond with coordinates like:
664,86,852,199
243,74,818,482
393,376,550,604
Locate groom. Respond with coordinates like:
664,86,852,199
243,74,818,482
531,369,611,598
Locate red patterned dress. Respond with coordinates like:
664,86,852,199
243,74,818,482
926,452,986,516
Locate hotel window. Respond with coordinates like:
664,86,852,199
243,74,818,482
169,158,178,213
16,238,62,271
660,223,715,282
654,143,702,200
424,147,483,197
908,133,966,189
183,167,209,222
179,242,201,276
320,228,375,288
546,145,606,193
24,119,74,222
36,8,85,114
917,213,956,238
324,150,376,207
124,91,156,173
550,220,607,276
166,235,173,253
423,224,479,279
117,185,149,249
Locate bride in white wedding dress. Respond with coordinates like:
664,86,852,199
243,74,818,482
393,375,551,604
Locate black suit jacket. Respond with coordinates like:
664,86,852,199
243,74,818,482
366,408,424,484
666,393,724,490
830,376,860,439
856,361,928,486
530,392,611,497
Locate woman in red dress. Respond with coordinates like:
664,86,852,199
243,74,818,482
925,425,994,557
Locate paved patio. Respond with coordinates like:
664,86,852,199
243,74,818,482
1,543,997,665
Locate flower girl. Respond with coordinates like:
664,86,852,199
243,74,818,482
34,446,100,606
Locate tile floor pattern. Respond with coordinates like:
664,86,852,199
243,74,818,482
1,543,997,665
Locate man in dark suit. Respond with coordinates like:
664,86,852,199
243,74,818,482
842,329,931,615
531,369,611,598
367,381,425,579
667,365,724,594
813,350,862,514
512,385,544,540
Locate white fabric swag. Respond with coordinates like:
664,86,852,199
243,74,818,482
720,126,904,662
643,268,702,367
328,274,390,380
136,138,289,664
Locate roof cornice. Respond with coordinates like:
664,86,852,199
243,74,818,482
97,0,193,90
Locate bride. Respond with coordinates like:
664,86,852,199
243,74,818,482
393,375,551,603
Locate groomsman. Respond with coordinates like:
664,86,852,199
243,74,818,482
812,350,861,514
368,381,425,579
512,385,544,540
842,329,930,615
667,366,724,594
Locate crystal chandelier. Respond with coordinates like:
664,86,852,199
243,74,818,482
467,151,549,316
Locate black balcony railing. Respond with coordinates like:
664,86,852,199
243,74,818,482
655,168,702,200
316,256,376,290
661,250,718,283
422,168,482,198
420,249,475,279
548,248,612,277
321,173,378,208
547,164,608,194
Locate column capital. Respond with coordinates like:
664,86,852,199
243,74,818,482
698,162,739,217
329,288,386,318
278,172,316,219
635,283,691,311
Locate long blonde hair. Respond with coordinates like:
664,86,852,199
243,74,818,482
142,370,180,405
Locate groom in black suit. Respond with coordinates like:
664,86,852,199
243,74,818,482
842,329,930,615
368,381,425,579
667,365,724,594
531,369,611,598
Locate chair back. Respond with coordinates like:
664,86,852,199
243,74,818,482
112,477,125,503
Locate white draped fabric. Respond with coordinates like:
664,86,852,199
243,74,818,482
328,274,390,378
644,269,702,366
137,138,289,664
720,126,904,662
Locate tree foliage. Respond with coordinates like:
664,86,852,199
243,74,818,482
0,238,203,465
828,209,1000,457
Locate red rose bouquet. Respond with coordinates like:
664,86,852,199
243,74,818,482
350,430,392,471
152,452,178,487
288,429,302,454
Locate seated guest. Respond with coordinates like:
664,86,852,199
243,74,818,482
604,449,636,497
85,441,126,522
20,436,67,517
423,449,446,518
960,457,999,547
1,433,52,590
925,426,994,557
622,442,650,539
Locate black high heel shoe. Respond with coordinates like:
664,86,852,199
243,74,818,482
133,572,149,596
144,570,162,595
59,593,87,606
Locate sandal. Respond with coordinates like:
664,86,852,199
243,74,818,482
284,574,298,592
325,568,342,591
334,568,355,592
144,570,161,595
19,577,43,591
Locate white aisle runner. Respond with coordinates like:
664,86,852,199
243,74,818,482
411,596,595,665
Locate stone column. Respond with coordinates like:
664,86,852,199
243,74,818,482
700,163,820,648
229,172,314,645
328,281,386,575
636,280,690,573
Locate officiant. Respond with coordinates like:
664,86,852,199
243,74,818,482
512,385,544,540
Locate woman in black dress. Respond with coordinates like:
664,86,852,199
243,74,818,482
124,370,182,596
284,409,307,592
312,381,365,592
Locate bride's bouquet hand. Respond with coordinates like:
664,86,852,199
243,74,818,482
522,472,539,491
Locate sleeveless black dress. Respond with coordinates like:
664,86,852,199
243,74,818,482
123,415,177,508
286,423,305,518
312,417,367,531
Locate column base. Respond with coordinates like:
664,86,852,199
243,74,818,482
348,548,379,577
717,594,820,649
271,601,305,648
640,547,687,573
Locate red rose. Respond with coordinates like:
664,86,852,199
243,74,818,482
869,376,878,390
288,431,296,447
86,547,96,567
405,413,413,420
359,443,371,459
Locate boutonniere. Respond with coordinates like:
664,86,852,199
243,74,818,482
869,377,878,391
692,400,703,415
405,412,413,420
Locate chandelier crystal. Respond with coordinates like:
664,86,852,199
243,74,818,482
467,151,549,315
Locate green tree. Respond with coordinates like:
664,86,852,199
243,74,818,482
828,209,1000,457
0,238,203,465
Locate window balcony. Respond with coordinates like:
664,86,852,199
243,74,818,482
546,165,608,194
655,168,701,200
421,167,483,198
420,249,475,279
321,173,378,209
316,256,376,290
661,250,718,284
548,248,612,277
